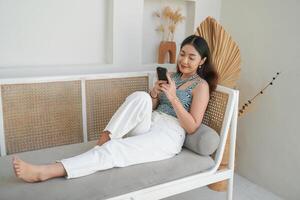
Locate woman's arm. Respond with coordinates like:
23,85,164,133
160,73,209,134
150,90,160,110
170,82,209,134
149,79,168,110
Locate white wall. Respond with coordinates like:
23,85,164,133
220,0,300,199
0,0,221,69
111,0,144,64
0,0,108,66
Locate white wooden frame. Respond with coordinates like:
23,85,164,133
0,70,238,200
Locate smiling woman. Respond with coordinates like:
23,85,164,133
177,35,218,92
154,35,218,134
12,35,218,183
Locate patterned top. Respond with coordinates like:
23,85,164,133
156,72,202,118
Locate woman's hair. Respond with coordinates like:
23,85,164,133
177,35,218,92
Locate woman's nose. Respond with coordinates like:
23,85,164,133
182,57,189,64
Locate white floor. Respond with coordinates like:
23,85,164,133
163,174,283,200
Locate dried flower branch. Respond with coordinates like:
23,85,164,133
239,72,281,117
153,6,185,41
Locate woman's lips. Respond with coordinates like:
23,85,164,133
180,65,189,69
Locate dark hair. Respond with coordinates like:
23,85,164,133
177,35,218,92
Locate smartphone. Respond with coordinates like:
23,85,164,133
156,66,168,83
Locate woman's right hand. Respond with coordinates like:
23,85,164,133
151,80,168,97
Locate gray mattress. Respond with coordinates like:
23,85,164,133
0,141,215,200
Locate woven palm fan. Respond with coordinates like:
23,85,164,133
195,16,241,88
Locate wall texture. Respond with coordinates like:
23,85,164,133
220,0,300,199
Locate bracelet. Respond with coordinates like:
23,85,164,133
149,90,158,99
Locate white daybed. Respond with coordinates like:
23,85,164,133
0,66,239,200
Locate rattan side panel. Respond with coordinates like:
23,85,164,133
203,91,229,134
86,77,149,141
1,81,83,154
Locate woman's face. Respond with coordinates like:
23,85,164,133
177,44,206,76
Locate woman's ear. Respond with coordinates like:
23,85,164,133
199,57,207,66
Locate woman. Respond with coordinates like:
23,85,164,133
12,35,218,182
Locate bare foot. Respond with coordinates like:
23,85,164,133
12,156,48,183
96,131,111,145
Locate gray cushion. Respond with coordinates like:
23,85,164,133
0,141,215,200
184,124,220,156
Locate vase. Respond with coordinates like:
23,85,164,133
158,41,176,64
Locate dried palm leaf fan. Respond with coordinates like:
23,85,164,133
195,16,241,192
195,16,241,88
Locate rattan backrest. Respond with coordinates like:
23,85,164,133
0,73,233,157
1,81,83,154
202,90,229,134
86,76,149,141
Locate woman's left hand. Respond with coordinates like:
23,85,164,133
160,73,178,103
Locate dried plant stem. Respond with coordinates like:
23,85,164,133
238,72,281,117
153,6,185,42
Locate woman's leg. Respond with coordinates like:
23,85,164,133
12,156,66,183
103,113,186,168
101,91,153,139
60,112,186,179
97,91,152,145
13,91,153,182
96,130,111,145
13,112,185,182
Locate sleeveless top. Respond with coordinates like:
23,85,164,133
156,72,203,118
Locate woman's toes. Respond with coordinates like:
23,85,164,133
16,170,21,177
13,157,20,165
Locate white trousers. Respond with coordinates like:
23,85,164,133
60,91,186,179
